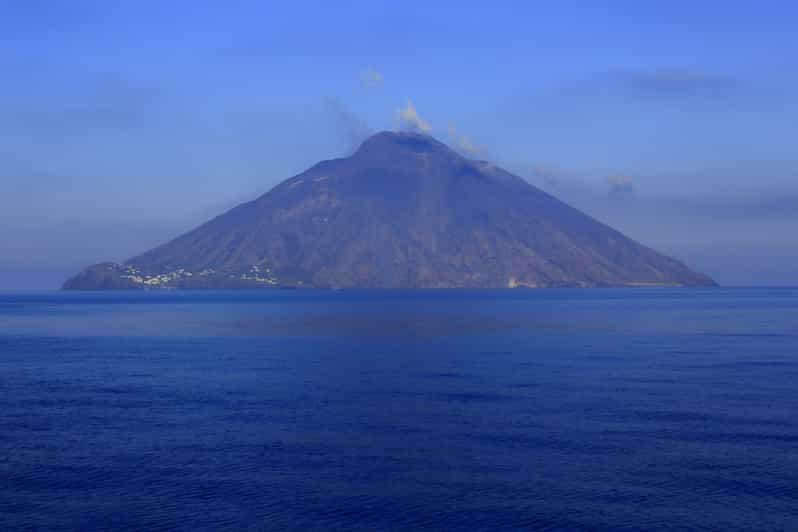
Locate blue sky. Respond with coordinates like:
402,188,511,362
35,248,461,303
2,1,797,288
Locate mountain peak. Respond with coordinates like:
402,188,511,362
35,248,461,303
354,130,454,159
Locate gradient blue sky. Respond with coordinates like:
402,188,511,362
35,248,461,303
2,1,797,288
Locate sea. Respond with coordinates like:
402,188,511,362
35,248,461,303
1,288,797,530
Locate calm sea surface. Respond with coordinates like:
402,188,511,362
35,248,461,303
1,289,797,530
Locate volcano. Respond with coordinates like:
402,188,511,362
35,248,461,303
64,131,715,289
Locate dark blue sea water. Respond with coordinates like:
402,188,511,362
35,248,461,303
1,289,797,530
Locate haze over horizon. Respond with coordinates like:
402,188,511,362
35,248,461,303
3,1,798,289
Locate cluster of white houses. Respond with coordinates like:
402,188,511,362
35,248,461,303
118,264,277,286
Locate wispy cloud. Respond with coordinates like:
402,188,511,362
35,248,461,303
447,122,481,157
324,97,373,152
360,68,384,88
0,74,174,139
396,101,431,133
607,174,634,194
527,163,577,189
608,69,742,99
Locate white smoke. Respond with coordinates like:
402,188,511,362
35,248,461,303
396,101,431,133
447,122,481,157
